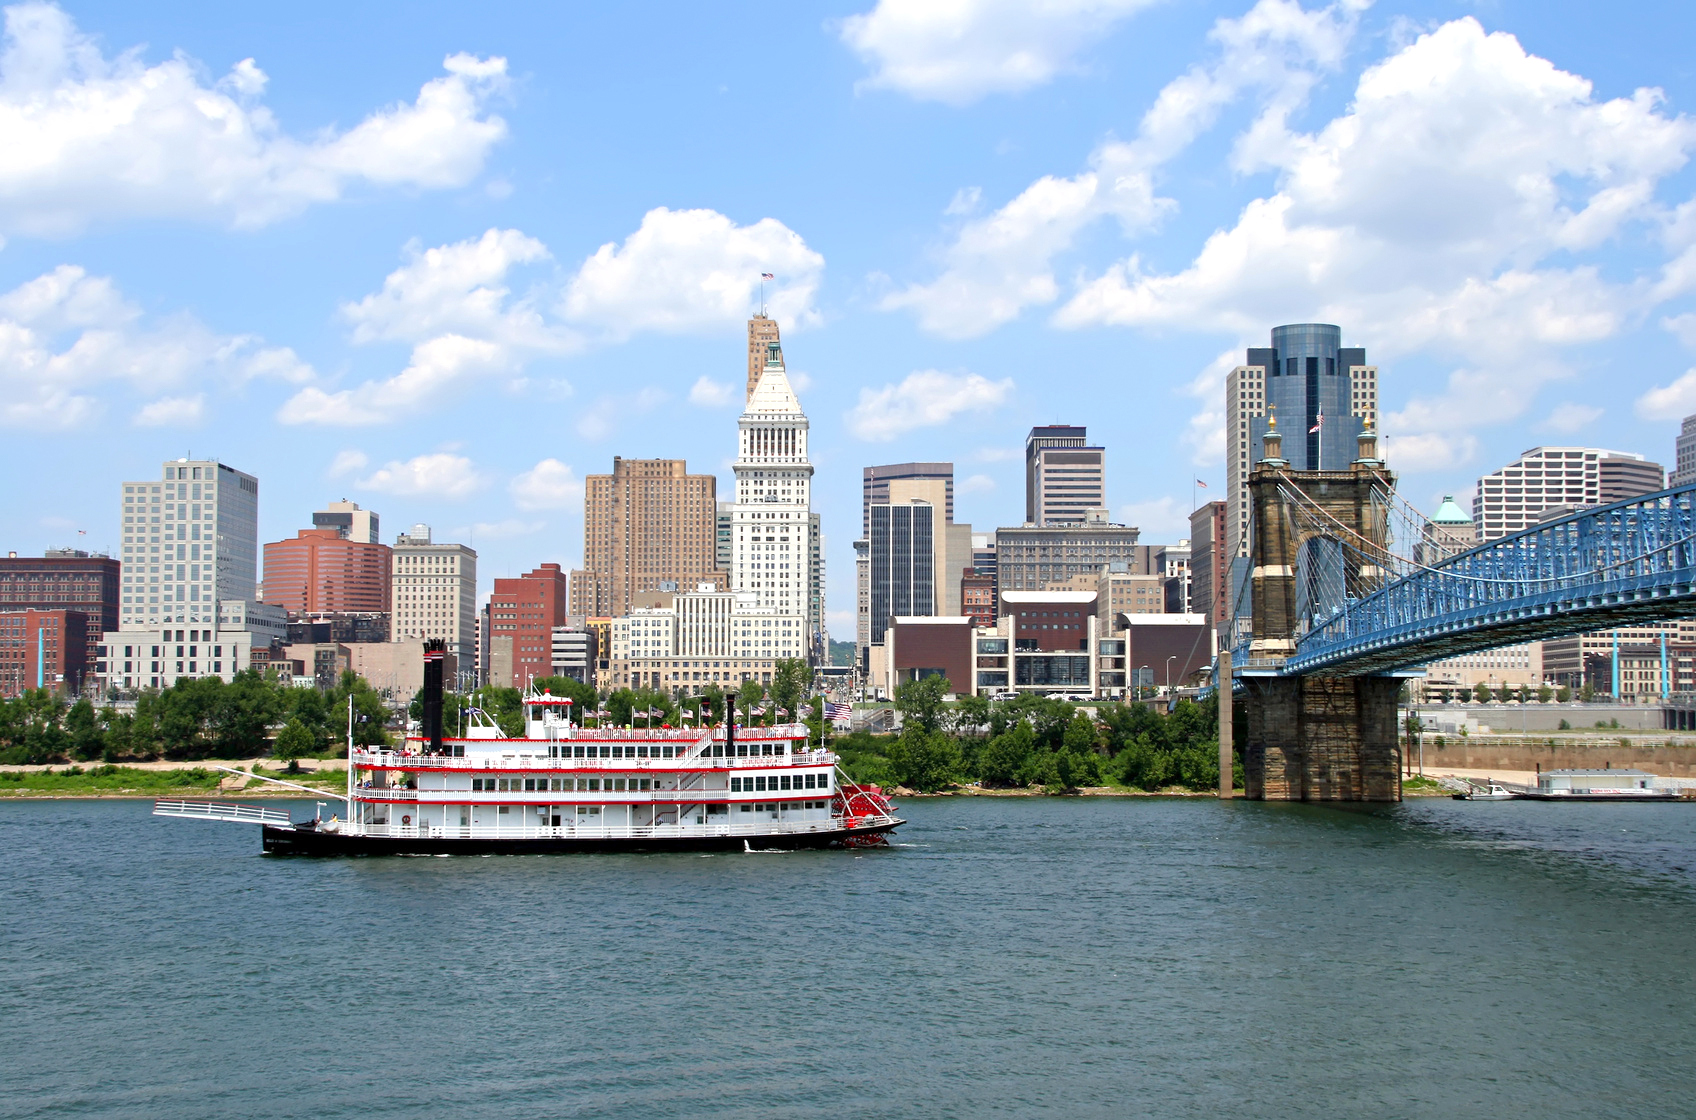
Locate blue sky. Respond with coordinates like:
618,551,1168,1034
2,0,1694,638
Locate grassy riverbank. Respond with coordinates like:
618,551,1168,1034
0,764,348,798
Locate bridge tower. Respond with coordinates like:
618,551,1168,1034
1242,414,1402,801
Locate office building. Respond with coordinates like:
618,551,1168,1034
747,314,781,402
807,510,827,663
863,463,953,537
730,334,822,659
1473,447,1664,541
1675,414,1696,487
972,532,997,596
716,502,734,570
867,500,936,648
1225,325,1377,560
1097,564,1166,632
0,550,118,661
312,499,379,544
118,458,258,629
551,626,596,683
1188,502,1228,625
487,564,569,689
1417,644,1545,703
262,528,392,617
1025,426,1106,526
1416,496,1478,566
0,609,89,697
961,568,996,627
1156,541,1191,614
391,524,477,669
607,584,805,693
993,520,1141,594
573,457,721,619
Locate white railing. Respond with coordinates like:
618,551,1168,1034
351,787,419,801
354,789,833,805
353,749,837,771
338,814,901,842
153,799,295,827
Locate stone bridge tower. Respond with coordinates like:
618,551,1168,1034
1241,414,1403,801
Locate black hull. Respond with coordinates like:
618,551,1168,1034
261,819,903,856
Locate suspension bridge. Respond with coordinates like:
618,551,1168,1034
1224,417,1696,802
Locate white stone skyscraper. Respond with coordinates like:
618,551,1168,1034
731,336,820,661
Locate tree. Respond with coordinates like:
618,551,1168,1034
1558,685,1573,703
272,718,317,761
529,675,596,711
1403,711,1423,752
329,670,391,749
65,697,102,761
769,658,808,722
979,723,1035,787
737,678,765,723
1538,685,1553,703
1474,682,1492,704
887,727,961,791
894,674,950,735
949,693,992,737
700,682,727,724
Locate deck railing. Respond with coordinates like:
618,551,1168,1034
353,749,838,771
153,799,295,827
338,815,900,842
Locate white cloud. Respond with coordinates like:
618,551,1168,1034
0,3,508,234
355,453,484,499
0,263,292,428
1664,313,1696,350
1636,369,1696,421
884,0,1365,337
839,0,1158,105
509,458,582,511
1383,430,1479,473
279,228,569,425
1057,16,1696,455
563,207,824,336
327,449,368,477
960,473,996,494
448,519,545,541
847,369,1014,441
133,394,203,427
1543,401,1603,433
688,376,736,407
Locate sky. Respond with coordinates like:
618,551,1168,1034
1,0,1694,639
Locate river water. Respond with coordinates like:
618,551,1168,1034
2,796,1694,1119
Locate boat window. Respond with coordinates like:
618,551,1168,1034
587,779,600,791
551,778,563,791
740,804,753,813
637,745,649,758
599,746,611,759
573,745,585,758
780,775,792,790
524,778,537,791
613,778,626,791
498,806,509,815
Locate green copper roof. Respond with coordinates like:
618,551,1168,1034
1431,495,1472,525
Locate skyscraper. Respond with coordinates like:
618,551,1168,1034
488,564,568,688
391,524,477,669
312,499,379,543
1675,414,1696,487
118,458,258,630
868,500,935,647
747,314,781,402
1025,426,1105,526
1225,325,1377,559
573,458,720,618
730,337,819,656
862,463,953,537
1473,447,1664,540
262,529,392,616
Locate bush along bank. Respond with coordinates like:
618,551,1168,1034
836,677,1244,794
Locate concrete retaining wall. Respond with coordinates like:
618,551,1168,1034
1407,736,1696,777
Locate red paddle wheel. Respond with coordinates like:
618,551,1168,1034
832,780,896,847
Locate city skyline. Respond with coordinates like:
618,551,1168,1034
1,2,1694,645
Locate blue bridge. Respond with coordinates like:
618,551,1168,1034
1222,419,1696,803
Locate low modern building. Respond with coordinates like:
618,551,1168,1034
551,626,596,683
98,624,255,692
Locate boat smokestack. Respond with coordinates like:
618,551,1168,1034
726,710,735,758
422,639,446,752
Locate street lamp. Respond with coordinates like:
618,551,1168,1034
1138,664,1149,702
1166,655,1177,694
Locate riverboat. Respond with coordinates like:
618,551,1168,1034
154,644,902,855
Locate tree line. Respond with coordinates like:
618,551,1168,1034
837,675,1237,794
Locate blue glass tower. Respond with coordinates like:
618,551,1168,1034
1246,324,1366,472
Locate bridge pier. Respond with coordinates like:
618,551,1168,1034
1243,676,1402,801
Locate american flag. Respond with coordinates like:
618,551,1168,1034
761,272,774,281
825,702,850,720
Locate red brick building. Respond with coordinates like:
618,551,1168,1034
262,529,392,616
488,563,568,688
961,568,996,628
1000,590,1098,651
885,616,975,693
0,551,119,660
0,609,90,698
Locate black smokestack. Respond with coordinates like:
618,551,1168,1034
726,710,735,758
423,639,446,752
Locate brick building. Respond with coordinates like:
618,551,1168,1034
262,529,392,618
0,609,90,697
488,564,569,688
961,568,996,628
572,458,720,619
0,550,119,660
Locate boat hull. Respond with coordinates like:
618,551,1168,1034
261,818,903,856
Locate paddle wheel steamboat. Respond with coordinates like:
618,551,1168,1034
154,645,901,855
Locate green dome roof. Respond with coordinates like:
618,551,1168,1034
1430,495,1472,525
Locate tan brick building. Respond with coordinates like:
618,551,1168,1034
572,458,721,619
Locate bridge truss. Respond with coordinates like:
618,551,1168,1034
1270,482,1696,677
